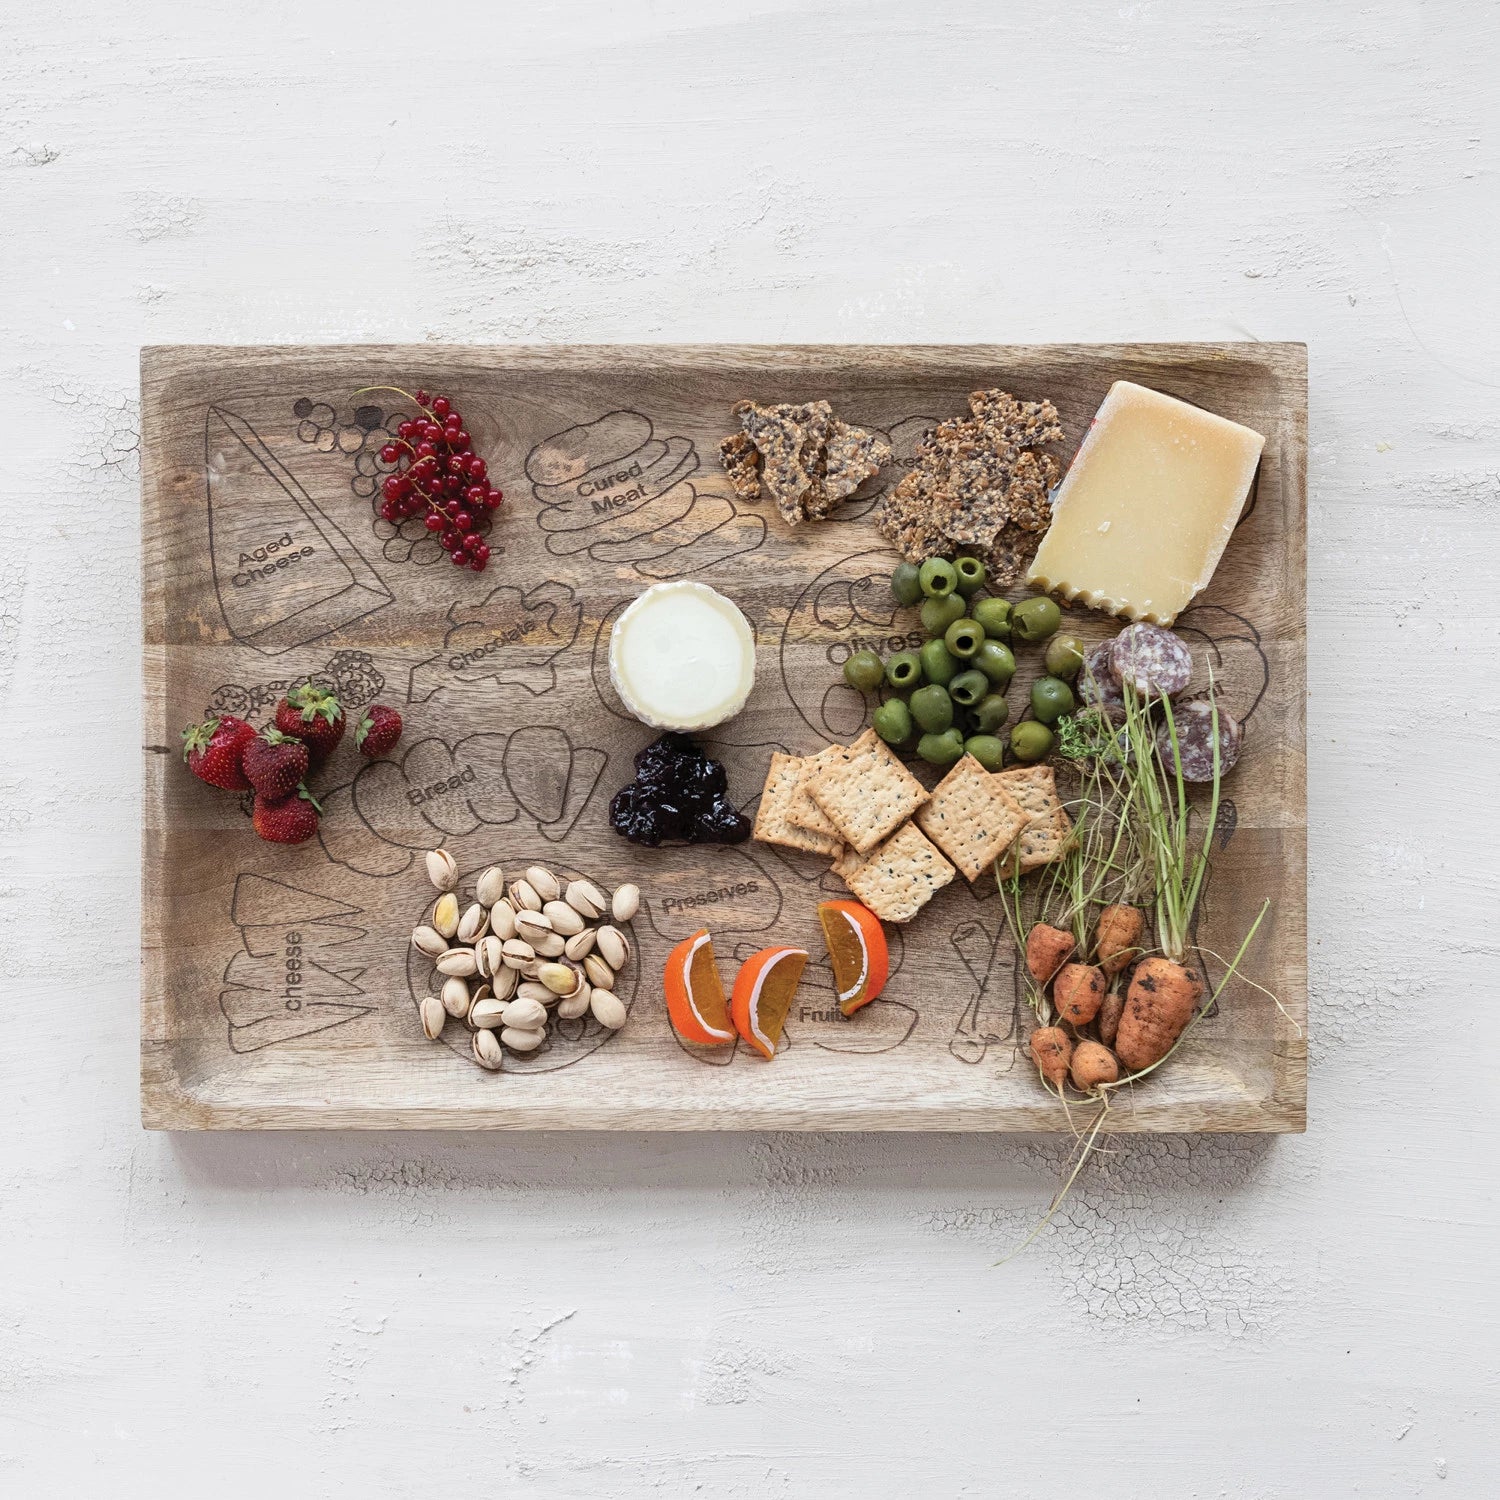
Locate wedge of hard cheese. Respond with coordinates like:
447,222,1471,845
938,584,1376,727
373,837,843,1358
1027,381,1265,626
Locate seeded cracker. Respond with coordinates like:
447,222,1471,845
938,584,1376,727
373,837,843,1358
805,419,893,520
786,741,852,841
833,822,956,924
914,754,1029,882
874,389,1064,586
753,752,844,858
735,400,833,525
718,430,762,501
993,764,1072,876
809,728,929,856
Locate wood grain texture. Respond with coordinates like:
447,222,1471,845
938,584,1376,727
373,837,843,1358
141,343,1306,1131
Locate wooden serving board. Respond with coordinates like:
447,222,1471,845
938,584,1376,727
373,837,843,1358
142,344,1306,1131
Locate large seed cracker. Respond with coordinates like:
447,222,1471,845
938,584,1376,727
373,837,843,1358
718,430,762,501
914,754,1029,882
874,389,1063,586
809,728,929,855
785,740,852,841
993,764,1072,876
804,419,894,519
753,751,844,858
833,821,956,924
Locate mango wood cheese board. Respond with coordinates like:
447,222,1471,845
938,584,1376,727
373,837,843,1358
141,343,1307,1131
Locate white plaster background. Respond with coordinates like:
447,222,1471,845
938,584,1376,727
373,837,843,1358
1,1,1496,1494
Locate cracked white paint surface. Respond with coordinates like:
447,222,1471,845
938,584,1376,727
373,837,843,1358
1,1,1497,1494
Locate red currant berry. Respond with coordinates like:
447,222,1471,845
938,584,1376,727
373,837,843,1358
464,484,486,507
414,388,430,407
431,396,451,419
453,511,472,531
470,556,487,572
462,532,481,553
414,442,435,461
378,443,399,464
397,420,416,440
474,543,490,563
450,549,468,566
440,529,460,549
424,513,443,532
467,456,487,481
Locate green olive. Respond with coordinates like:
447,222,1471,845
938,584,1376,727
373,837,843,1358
972,639,1016,686
1010,595,1062,643
953,556,986,597
964,734,1006,771
1030,675,1076,724
872,699,913,746
920,593,967,637
972,597,1012,640
918,638,959,687
972,693,1011,733
1044,633,1086,680
918,557,958,598
890,561,923,607
909,683,955,734
949,669,988,708
885,651,922,691
1010,720,1054,762
843,649,885,692
943,618,985,659
917,728,965,766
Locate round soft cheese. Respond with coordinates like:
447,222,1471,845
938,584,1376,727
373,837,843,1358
609,582,756,731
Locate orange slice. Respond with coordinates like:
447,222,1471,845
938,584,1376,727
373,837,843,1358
730,946,809,1060
663,928,735,1046
817,900,889,1015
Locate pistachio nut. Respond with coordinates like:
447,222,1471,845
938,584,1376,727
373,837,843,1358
516,980,555,1007
556,988,591,1020
419,995,446,1040
501,938,536,970
500,996,549,1030
435,948,479,978
589,989,627,1030
610,883,640,923
530,931,566,959
563,927,597,961
537,961,580,996
541,900,585,937
525,865,562,903
432,891,461,940
440,975,472,1019
488,900,518,942
564,879,606,920
474,866,508,908
474,934,503,979
472,1029,504,1070
456,902,489,944
583,953,616,990
595,924,630,971
468,995,507,1031
488,964,518,1001
426,848,459,892
513,910,554,944
411,925,449,959
500,1026,546,1053
508,879,543,912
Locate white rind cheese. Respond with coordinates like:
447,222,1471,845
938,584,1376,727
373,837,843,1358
609,581,756,731
1026,381,1266,626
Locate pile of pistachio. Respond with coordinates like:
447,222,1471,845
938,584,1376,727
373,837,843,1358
411,848,639,1071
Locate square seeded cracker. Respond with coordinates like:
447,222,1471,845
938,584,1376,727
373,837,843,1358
785,740,852,842
753,752,844,858
914,754,1029,882
993,765,1072,876
809,728,929,856
833,821,956,924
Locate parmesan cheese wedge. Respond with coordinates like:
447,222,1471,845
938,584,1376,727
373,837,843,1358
609,581,756,731
1026,381,1265,626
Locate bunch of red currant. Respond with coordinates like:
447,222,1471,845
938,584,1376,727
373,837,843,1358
367,388,503,571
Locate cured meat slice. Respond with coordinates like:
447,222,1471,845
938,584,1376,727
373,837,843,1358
1078,638,1124,711
1110,622,1192,699
1157,697,1242,782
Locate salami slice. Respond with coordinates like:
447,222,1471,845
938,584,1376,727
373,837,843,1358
1111,623,1192,700
1079,638,1123,709
1157,697,1242,782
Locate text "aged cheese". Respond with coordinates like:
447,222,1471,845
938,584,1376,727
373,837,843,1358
1026,381,1265,626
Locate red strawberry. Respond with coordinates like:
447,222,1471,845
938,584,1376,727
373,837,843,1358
242,729,311,800
251,785,322,845
273,682,345,766
355,704,403,758
181,714,256,791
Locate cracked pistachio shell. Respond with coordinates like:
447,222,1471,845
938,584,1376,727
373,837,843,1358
426,848,459,892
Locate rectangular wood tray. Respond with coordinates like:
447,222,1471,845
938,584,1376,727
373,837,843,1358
142,343,1306,1130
